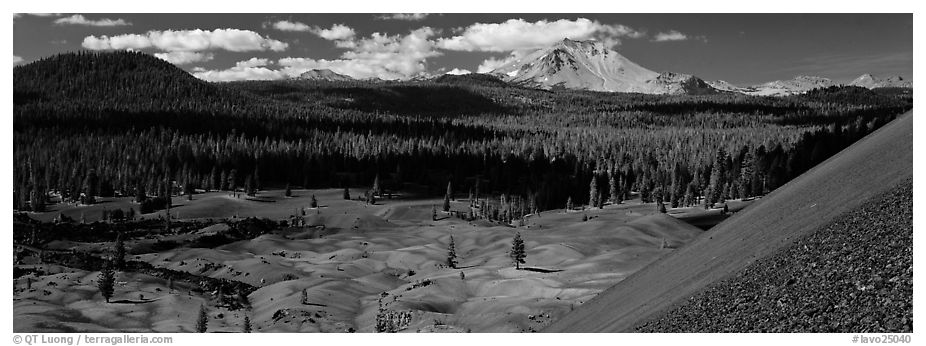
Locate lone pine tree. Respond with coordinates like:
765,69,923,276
243,315,252,333
447,235,458,269
196,305,209,333
510,232,526,270
443,181,452,212
98,260,115,303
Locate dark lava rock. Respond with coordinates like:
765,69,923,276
635,178,912,333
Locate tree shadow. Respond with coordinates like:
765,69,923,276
520,267,563,273
109,298,156,304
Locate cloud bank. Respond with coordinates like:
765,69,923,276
195,26,441,81
82,29,288,52
437,18,644,52
375,13,429,21
55,14,131,27
193,58,284,82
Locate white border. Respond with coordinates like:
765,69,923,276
3,2,922,346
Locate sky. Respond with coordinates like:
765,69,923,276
12,13,913,85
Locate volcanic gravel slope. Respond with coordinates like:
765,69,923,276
635,178,912,332
545,111,911,332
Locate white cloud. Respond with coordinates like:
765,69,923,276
82,29,288,52
653,30,688,42
14,55,24,65
279,27,441,80
235,57,270,68
309,24,357,41
375,13,429,21
445,68,471,75
436,18,644,52
82,33,151,50
476,54,518,73
153,51,214,65
270,20,310,32
54,14,131,26
192,58,285,82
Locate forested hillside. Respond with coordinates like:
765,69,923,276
13,51,912,216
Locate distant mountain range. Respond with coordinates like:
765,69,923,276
481,38,911,96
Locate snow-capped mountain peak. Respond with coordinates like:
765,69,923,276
489,38,715,94
849,74,912,89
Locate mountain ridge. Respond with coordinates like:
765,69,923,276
488,38,717,95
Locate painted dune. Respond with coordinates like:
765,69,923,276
15,189,713,332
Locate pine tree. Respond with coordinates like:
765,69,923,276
219,170,228,191
185,180,194,201
371,174,381,197
196,305,209,333
244,174,255,197
707,148,727,207
447,236,458,269
208,166,219,191
683,184,696,207
98,260,115,303
588,175,599,209
243,315,252,333
609,172,620,204
113,232,126,270
446,180,453,201
84,169,99,205
510,232,526,270
228,169,238,192
310,194,318,208
135,182,147,203
443,191,451,212
739,150,754,198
